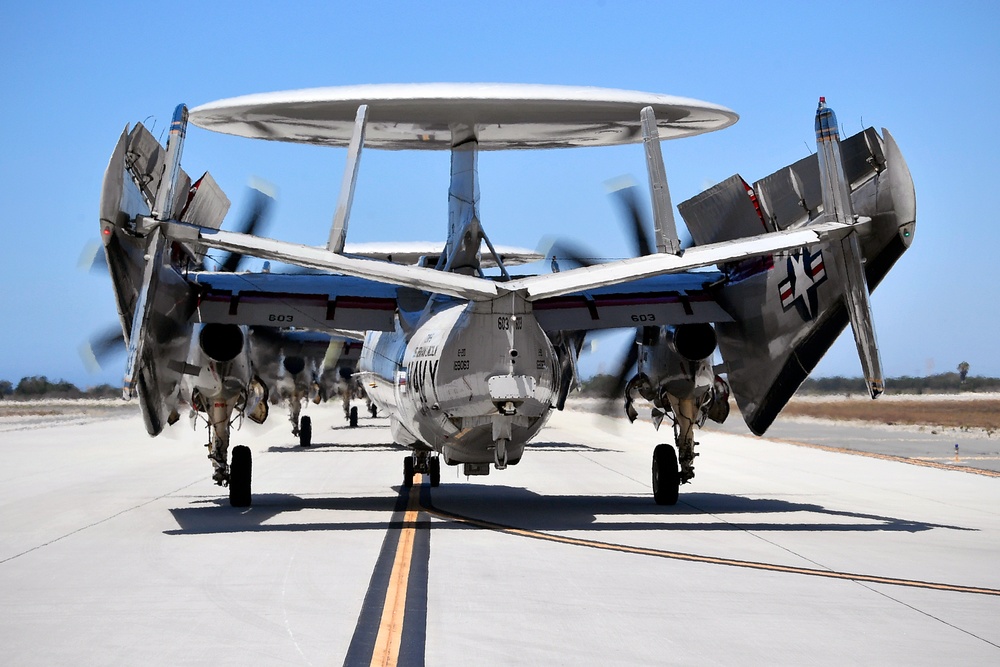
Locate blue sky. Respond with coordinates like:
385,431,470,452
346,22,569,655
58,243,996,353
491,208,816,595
1,1,998,388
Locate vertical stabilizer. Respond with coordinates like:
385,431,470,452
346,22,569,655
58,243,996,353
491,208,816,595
640,107,682,255
444,136,482,275
328,104,368,253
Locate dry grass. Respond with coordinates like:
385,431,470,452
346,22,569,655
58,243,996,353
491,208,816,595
0,400,137,419
0,407,62,417
780,399,1000,432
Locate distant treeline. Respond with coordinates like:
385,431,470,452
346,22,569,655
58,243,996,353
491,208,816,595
0,376,119,400
799,373,1000,395
577,372,1000,396
3,372,998,400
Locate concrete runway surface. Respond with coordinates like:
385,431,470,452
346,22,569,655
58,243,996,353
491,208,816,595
1,404,999,665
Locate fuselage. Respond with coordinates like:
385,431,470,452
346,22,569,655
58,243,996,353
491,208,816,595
359,295,557,464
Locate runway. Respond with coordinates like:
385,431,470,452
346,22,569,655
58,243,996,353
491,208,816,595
2,404,999,665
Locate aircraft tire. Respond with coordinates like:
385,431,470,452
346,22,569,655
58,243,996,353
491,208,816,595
229,445,252,508
299,416,312,447
429,457,441,487
369,403,378,418
349,406,359,428
403,456,415,487
652,444,679,506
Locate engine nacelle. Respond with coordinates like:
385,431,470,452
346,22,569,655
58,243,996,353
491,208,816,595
283,355,306,375
626,323,729,429
628,323,719,417
199,323,245,363
668,323,717,362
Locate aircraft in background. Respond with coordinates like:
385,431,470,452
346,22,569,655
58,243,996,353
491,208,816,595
99,84,914,507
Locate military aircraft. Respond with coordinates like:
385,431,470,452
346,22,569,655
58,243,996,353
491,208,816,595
99,84,915,507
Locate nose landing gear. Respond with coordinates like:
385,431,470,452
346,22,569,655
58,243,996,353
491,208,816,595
403,451,441,488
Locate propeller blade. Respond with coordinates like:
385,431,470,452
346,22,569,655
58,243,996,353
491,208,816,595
78,241,108,275
611,185,654,257
218,186,274,272
80,325,125,372
609,335,641,400
545,238,602,270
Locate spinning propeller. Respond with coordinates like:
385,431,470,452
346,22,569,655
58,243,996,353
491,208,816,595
81,185,275,371
546,181,691,400
213,184,274,272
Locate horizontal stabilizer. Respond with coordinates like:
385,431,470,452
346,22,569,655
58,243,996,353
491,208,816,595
512,221,853,301
343,241,542,268
155,219,501,301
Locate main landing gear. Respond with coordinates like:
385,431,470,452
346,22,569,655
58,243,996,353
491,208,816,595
298,415,312,447
652,443,680,506
229,445,252,507
403,452,440,488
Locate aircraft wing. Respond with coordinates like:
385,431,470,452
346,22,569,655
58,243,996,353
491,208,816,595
532,271,730,333
191,272,400,332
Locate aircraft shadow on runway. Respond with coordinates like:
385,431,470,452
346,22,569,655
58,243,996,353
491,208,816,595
266,442,407,453
425,486,972,534
329,423,387,430
166,494,405,535
264,440,615,454
521,440,619,453
163,486,970,537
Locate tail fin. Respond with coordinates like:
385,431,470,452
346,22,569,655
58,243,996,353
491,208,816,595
681,101,915,435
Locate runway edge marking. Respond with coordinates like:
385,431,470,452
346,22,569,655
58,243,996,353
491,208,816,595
769,437,1000,478
421,499,1000,598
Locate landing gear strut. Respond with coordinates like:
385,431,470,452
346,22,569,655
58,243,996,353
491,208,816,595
196,393,253,507
664,396,700,483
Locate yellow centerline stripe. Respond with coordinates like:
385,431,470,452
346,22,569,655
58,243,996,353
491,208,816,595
370,476,422,667
770,437,1000,478
421,502,1000,597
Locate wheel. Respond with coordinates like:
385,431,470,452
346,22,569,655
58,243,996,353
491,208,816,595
229,445,252,507
429,457,441,487
652,444,679,506
369,403,378,418
349,406,359,428
403,456,414,487
299,415,312,447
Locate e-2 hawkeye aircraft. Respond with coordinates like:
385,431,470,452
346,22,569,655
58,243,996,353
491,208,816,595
99,84,915,507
